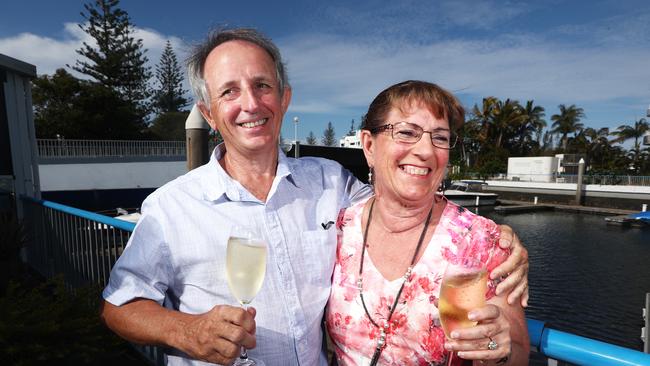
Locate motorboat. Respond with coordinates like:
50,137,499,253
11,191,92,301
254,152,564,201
443,180,498,207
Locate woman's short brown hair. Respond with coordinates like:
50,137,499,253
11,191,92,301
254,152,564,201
362,80,465,133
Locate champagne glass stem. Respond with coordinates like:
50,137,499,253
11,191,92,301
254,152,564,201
239,304,249,361
446,351,453,366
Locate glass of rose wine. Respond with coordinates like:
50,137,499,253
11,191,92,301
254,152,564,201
438,234,489,365
225,225,268,366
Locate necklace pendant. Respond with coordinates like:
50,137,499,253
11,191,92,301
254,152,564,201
377,328,386,348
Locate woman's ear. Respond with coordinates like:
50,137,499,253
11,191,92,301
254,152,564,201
360,130,375,168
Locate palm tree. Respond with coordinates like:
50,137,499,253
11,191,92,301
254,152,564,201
512,100,546,156
470,96,499,146
523,100,546,145
551,104,585,151
471,97,526,150
611,118,650,173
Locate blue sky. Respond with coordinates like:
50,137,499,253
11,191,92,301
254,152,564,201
1,0,649,143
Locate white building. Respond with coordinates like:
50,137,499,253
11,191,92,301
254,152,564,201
507,156,559,183
339,130,362,148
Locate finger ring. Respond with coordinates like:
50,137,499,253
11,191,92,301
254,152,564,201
487,337,498,351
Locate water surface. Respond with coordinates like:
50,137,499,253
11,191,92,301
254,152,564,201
481,208,650,351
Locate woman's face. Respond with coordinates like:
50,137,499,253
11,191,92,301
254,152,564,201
362,103,450,205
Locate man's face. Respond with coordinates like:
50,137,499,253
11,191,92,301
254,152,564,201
198,40,291,156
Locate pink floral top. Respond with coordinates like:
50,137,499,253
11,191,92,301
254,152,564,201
325,197,508,366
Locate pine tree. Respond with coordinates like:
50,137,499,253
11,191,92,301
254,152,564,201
347,119,356,136
306,131,317,145
72,0,152,118
153,41,188,113
322,122,337,146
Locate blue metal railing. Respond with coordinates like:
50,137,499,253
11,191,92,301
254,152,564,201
528,319,650,365
19,197,650,366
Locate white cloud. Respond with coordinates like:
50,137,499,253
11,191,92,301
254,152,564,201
0,22,186,80
281,31,650,126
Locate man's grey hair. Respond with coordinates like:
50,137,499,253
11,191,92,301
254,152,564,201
186,28,289,107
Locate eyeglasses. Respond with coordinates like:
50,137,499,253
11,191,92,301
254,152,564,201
369,122,458,149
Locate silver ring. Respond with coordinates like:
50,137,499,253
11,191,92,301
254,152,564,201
487,338,498,351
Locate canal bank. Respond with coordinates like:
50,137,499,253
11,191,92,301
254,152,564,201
485,180,650,211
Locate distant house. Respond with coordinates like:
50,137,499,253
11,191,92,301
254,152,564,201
340,130,362,148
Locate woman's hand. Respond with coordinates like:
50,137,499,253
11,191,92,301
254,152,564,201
443,304,512,364
493,225,529,307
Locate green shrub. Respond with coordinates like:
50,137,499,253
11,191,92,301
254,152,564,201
0,275,137,365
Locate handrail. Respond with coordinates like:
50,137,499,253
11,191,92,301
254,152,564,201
20,195,136,231
527,319,650,366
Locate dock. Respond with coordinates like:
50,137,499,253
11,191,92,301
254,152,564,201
494,203,553,213
495,200,648,227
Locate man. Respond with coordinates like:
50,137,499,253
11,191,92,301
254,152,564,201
101,28,529,365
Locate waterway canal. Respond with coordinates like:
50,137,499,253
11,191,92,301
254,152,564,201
480,208,650,354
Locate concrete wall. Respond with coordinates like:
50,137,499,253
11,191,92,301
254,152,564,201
487,180,650,211
39,161,187,191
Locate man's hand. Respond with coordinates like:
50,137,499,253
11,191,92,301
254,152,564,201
100,300,257,365
492,225,529,307
179,305,257,364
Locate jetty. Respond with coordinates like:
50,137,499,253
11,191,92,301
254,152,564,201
495,199,649,227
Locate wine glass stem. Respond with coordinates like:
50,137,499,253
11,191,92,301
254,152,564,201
239,304,249,360
447,351,454,366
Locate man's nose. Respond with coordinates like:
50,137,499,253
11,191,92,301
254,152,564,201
240,87,260,112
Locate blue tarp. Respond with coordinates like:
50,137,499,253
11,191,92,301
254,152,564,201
628,211,650,221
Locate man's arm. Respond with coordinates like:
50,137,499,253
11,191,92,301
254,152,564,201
492,225,529,307
100,299,256,365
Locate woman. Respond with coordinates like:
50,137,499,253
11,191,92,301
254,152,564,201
326,80,529,365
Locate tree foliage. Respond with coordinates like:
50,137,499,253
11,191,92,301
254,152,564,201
322,122,337,146
153,41,188,113
149,111,190,140
72,0,152,119
32,69,146,139
306,131,317,145
550,104,585,151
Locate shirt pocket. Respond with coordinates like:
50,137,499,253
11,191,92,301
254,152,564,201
300,229,337,287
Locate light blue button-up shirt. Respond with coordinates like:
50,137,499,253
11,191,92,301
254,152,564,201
103,144,371,365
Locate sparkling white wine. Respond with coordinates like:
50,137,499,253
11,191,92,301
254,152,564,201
438,269,487,337
226,237,267,305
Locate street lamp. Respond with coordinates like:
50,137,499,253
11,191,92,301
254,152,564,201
293,116,300,158
645,105,650,146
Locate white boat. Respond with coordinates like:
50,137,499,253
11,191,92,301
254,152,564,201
443,180,498,207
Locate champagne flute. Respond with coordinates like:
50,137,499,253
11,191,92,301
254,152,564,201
226,225,267,366
438,236,489,365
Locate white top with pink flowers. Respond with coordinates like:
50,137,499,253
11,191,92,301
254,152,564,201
325,197,508,366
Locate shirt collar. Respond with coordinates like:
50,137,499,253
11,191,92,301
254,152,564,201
201,143,302,203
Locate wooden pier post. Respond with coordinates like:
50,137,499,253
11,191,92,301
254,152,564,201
575,158,585,205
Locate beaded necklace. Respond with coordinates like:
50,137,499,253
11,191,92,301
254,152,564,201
357,198,434,366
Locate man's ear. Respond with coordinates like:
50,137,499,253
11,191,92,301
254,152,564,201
281,86,292,114
360,130,375,168
196,101,217,131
